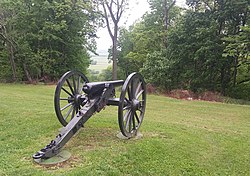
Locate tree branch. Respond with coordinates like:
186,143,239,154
105,1,117,23
237,78,250,85
102,2,114,39
117,0,125,21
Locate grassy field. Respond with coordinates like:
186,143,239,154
89,55,111,72
0,83,250,176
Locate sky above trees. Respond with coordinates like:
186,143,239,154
96,0,186,52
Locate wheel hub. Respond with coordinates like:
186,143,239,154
131,99,141,111
74,94,81,107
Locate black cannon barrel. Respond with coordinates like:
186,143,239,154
83,80,124,95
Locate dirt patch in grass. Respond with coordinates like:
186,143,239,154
33,155,82,170
166,89,223,102
146,84,223,102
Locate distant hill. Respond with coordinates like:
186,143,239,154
90,49,109,57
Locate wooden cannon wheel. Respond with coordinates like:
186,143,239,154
118,72,146,138
54,70,89,126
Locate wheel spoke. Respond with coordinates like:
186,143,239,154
123,105,131,111
135,82,142,96
64,106,73,120
62,87,73,97
125,112,132,131
66,79,74,95
75,105,79,114
60,98,70,101
136,90,144,100
132,111,136,130
129,116,132,132
77,76,81,93
61,102,73,111
127,85,132,100
71,107,75,120
72,75,77,94
138,109,143,114
135,112,140,123
131,80,136,98
125,97,131,105
128,110,135,132
123,109,131,121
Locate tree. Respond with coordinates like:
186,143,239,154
223,25,250,85
99,0,128,80
0,0,100,82
148,0,176,46
0,1,18,81
166,11,225,91
117,0,181,77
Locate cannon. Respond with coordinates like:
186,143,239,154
33,70,146,161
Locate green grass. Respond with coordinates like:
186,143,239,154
89,56,111,72
0,83,250,175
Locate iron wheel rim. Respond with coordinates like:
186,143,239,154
118,72,146,138
54,71,89,126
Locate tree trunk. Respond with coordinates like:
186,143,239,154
163,0,168,31
8,44,17,81
220,67,226,95
232,57,238,87
1,27,17,82
23,63,33,83
112,24,118,80
101,0,127,80
163,0,176,47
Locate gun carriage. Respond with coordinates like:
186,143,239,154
33,70,146,161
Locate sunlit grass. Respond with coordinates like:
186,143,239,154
89,56,111,72
0,83,249,175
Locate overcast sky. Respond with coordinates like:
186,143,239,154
96,0,186,52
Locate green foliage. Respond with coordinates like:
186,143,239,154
118,0,249,100
117,26,147,75
117,0,181,75
0,0,100,82
87,69,100,82
0,49,13,82
141,50,174,89
223,25,250,85
165,11,225,92
227,81,250,100
98,65,113,81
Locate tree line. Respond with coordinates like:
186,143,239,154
0,0,100,82
0,0,249,100
117,0,250,100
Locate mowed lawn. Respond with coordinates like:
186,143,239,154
0,83,249,176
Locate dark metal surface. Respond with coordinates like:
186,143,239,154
54,70,89,126
118,72,146,138
33,99,98,159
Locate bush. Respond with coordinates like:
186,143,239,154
227,82,250,101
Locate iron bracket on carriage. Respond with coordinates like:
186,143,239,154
32,71,146,164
